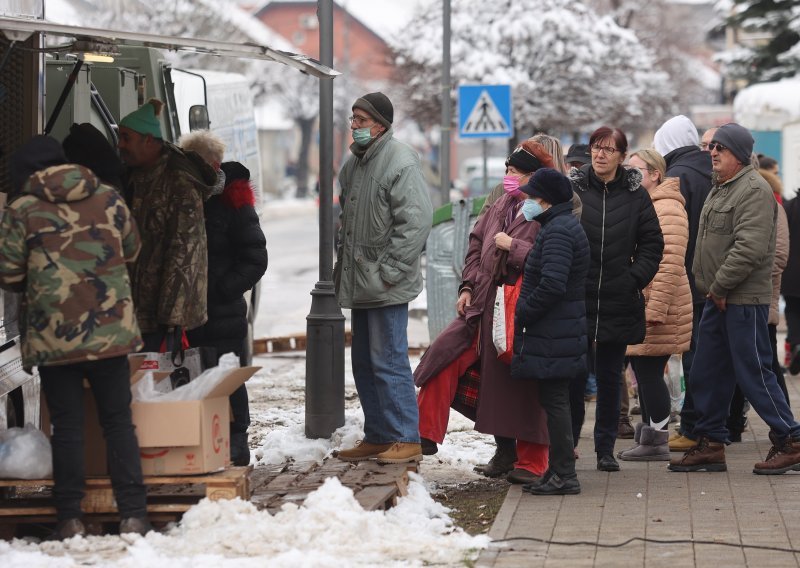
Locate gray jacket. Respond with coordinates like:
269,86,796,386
692,165,777,305
334,130,433,309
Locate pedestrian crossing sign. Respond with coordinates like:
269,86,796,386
458,84,513,139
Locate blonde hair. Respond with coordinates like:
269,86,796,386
179,130,226,166
530,133,567,173
631,148,666,183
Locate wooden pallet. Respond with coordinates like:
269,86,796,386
0,466,252,522
248,460,416,513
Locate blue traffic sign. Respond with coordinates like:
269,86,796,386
458,84,513,139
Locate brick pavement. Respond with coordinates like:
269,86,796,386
477,375,800,567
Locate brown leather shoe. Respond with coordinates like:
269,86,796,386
375,442,423,464
668,436,726,472
46,518,86,541
617,416,635,439
753,436,800,475
335,441,393,462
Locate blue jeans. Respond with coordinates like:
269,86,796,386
691,301,800,443
351,304,419,443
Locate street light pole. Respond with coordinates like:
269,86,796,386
440,0,451,205
305,0,345,439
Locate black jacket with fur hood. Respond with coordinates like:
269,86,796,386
569,164,663,345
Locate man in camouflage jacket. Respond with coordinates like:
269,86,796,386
0,135,149,538
118,100,216,348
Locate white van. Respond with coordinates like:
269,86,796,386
453,156,507,199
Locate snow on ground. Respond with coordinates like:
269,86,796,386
1,197,496,565
1,351,494,567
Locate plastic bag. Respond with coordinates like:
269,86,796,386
131,352,241,402
0,423,53,479
665,354,684,413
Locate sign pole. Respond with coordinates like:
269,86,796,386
482,139,488,195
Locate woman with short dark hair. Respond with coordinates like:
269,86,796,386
568,126,664,472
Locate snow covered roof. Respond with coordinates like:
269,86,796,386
734,77,800,130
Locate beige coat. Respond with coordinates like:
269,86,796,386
627,177,693,357
761,169,790,325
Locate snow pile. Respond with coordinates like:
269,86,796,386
1,475,488,567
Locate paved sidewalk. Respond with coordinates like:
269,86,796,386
478,377,800,567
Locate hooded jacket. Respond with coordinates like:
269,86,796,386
663,146,712,303
0,164,142,370
188,166,268,355
334,129,433,308
570,165,664,345
126,142,217,333
626,178,692,357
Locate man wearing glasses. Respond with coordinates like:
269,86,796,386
333,92,433,464
670,123,800,475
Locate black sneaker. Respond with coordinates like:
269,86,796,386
119,517,153,536
522,472,580,495
420,437,438,456
46,518,86,541
790,345,800,376
597,454,620,472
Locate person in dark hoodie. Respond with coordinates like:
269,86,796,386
0,136,150,539
652,115,713,452
180,131,269,467
62,122,125,191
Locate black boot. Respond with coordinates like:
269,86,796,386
230,432,250,466
473,436,517,478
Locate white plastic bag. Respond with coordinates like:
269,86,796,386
665,354,684,413
492,286,507,356
132,353,242,402
0,423,53,479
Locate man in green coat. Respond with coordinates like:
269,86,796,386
334,92,433,464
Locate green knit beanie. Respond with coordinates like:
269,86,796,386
120,101,163,139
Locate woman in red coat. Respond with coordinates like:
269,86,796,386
415,140,552,484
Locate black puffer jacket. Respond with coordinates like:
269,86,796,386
663,145,712,303
781,195,800,297
188,166,268,356
570,165,663,345
511,201,590,381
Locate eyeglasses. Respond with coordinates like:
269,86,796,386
707,142,728,153
348,115,374,127
590,144,618,156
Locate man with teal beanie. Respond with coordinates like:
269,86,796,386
118,99,218,349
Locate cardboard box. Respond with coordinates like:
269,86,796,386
41,362,259,476
130,367,258,475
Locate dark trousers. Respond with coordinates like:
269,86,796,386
784,296,800,347
727,323,790,434
691,301,800,443
590,341,628,455
630,355,671,427
538,378,576,478
40,356,146,521
679,303,705,436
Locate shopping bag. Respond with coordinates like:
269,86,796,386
138,328,216,389
492,277,522,364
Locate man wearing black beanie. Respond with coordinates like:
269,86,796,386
334,92,433,464
670,122,800,475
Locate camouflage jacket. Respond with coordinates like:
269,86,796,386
126,143,216,333
0,164,142,370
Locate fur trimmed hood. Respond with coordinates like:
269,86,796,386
221,178,256,210
569,164,643,193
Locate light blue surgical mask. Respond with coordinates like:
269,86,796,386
352,127,374,147
521,199,544,221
